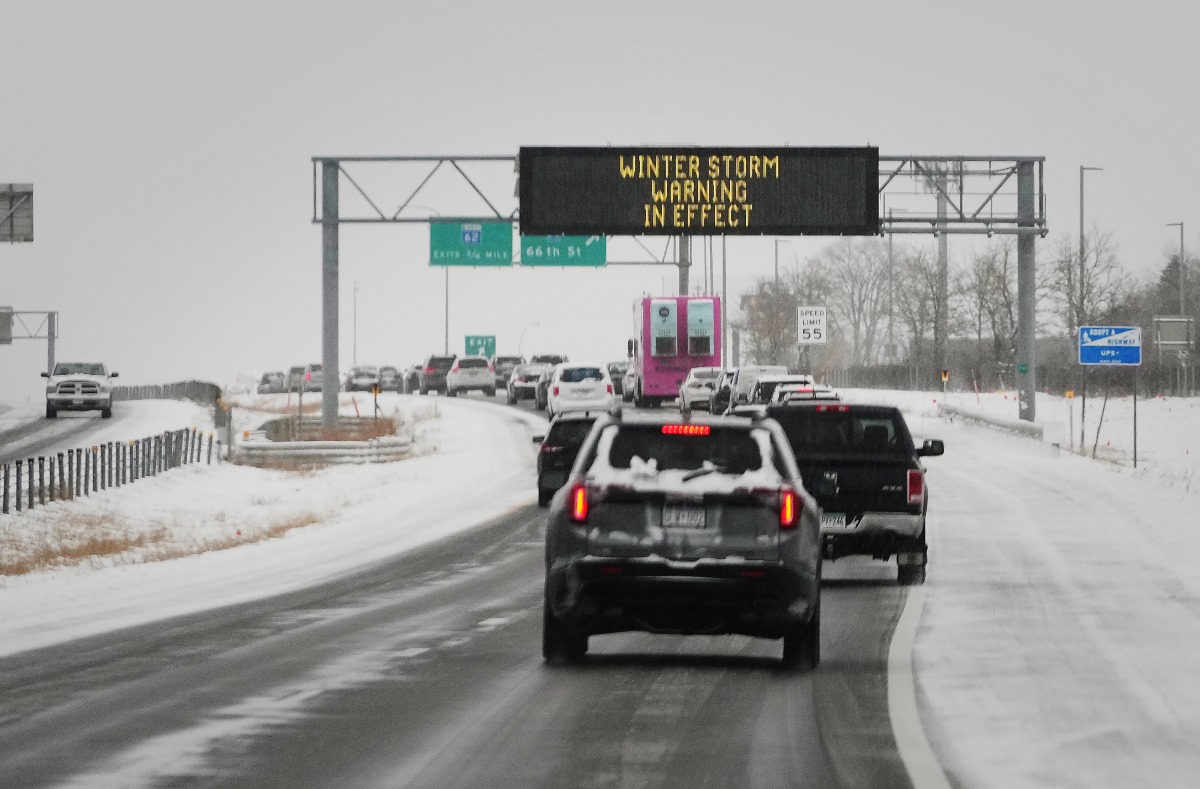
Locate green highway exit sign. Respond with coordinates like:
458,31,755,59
519,235,606,266
430,220,513,266
465,335,496,357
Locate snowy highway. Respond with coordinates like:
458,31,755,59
1,391,1199,787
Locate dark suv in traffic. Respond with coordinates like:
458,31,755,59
533,411,601,506
766,402,944,585
416,354,456,395
542,412,822,668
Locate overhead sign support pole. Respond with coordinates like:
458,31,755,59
1016,160,1038,422
321,161,340,428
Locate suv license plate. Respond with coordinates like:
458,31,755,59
820,512,847,530
663,504,705,530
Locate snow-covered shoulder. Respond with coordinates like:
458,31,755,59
0,395,545,658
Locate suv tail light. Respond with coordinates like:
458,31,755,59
907,469,924,505
424,367,436,374
606,383,613,394
779,487,801,529
540,444,564,454
568,483,589,523
553,386,560,397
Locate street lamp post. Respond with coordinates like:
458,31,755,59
1079,166,1103,330
352,281,358,367
518,321,540,358
1079,166,1102,452
884,207,908,362
1167,222,1186,315
774,239,791,288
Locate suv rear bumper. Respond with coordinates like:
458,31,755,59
547,557,817,638
822,512,925,561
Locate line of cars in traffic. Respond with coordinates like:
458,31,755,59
531,363,945,669
252,354,546,398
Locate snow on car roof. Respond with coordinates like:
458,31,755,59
584,422,785,494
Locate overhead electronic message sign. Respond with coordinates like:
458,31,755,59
519,147,878,236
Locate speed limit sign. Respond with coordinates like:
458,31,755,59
797,306,827,345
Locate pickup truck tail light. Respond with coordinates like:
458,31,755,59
779,487,801,529
907,469,924,505
568,483,589,523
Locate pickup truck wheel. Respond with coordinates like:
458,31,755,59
46,403,57,419
782,600,820,670
543,604,587,664
101,406,113,419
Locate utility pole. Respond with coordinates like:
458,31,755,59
678,236,691,296
936,174,949,376
1167,222,1185,315
1080,166,1102,450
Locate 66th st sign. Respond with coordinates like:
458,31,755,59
797,306,827,345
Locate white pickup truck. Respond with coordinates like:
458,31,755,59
41,362,119,419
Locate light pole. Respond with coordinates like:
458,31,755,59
352,281,358,367
1167,222,1186,315
1079,166,1102,452
1079,166,1103,330
884,207,908,362
518,321,540,358
774,239,791,288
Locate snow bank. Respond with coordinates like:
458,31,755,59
0,395,545,657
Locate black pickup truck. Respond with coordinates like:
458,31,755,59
766,402,944,585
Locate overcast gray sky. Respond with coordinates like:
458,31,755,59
3,0,1198,404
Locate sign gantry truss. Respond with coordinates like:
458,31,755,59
310,151,1048,427
878,156,1046,236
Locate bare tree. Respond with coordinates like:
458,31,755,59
1049,228,1129,336
738,279,797,367
801,239,890,365
893,247,941,366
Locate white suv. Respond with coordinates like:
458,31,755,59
42,362,118,419
446,356,496,397
547,363,614,416
678,366,722,413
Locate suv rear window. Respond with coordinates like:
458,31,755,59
770,409,908,456
560,367,604,383
427,356,455,370
605,425,764,473
458,358,489,368
548,419,597,446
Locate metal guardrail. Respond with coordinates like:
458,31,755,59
234,434,413,465
1,428,221,515
112,380,223,405
937,403,1044,440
